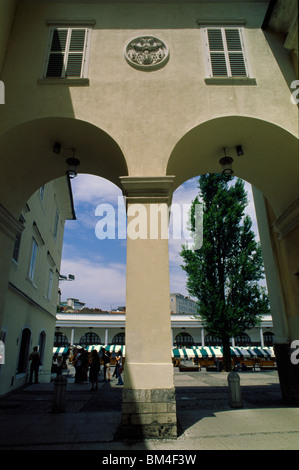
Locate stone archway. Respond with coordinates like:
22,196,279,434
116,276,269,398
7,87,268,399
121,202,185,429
0,116,128,349
0,117,128,218
167,115,299,404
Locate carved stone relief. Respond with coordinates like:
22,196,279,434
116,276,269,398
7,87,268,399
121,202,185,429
125,36,169,71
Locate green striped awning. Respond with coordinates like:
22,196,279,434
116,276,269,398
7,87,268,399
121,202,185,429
85,345,125,355
53,347,69,356
172,346,274,359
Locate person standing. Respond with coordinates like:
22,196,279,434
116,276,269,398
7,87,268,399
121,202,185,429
29,346,41,384
102,348,111,382
73,348,83,384
89,349,100,390
115,350,124,385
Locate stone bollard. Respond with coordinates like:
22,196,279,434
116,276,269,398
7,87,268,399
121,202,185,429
227,370,243,408
52,374,67,413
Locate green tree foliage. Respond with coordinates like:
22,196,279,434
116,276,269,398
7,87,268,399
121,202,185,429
180,174,269,371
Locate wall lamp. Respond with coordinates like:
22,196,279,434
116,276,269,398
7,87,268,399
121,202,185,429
53,142,80,178
219,145,244,175
66,156,80,179
219,149,234,175
236,145,244,156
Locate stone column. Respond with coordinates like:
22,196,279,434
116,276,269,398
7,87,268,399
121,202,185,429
0,205,24,331
260,328,264,348
253,189,299,404
119,176,177,439
201,328,205,346
70,328,74,345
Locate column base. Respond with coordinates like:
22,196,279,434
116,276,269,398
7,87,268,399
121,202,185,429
274,343,299,405
116,387,178,440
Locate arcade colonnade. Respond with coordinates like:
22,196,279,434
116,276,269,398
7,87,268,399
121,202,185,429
0,0,298,438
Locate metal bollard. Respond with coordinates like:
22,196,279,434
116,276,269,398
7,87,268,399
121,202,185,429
227,370,243,408
52,374,67,413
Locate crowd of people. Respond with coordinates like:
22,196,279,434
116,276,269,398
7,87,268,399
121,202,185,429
71,347,124,389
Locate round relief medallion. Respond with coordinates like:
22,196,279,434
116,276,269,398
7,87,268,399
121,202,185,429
125,36,169,71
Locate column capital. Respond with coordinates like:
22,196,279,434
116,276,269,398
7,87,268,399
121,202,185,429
120,176,175,205
0,205,24,241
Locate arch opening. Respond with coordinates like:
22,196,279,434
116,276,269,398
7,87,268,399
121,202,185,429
0,117,128,217
167,115,298,218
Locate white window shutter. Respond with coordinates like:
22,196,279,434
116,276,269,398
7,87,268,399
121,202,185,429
225,29,247,77
46,28,68,77
205,27,249,78
66,29,86,77
45,27,88,78
207,28,227,76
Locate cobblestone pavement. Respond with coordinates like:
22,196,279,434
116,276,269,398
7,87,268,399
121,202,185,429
0,366,283,415
1,366,298,451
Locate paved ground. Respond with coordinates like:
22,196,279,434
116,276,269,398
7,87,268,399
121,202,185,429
0,365,298,453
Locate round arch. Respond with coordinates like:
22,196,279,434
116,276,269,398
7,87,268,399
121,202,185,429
174,332,194,347
167,116,298,218
79,332,101,346
0,117,128,217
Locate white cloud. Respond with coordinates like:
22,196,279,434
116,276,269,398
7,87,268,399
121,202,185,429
59,256,126,310
71,174,122,206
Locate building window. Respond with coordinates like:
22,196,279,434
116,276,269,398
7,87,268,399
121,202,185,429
79,332,101,346
39,185,45,202
175,332,194,348
202,27,251,78
54,332,69,347
234,332,251,346
112,332,125,345
264,331,274,346
44,27,91,79
205,334,222,346
28,238,38,282
47,269,54,300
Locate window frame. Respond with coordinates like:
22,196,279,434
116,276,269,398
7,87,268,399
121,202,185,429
40,21,94,84
47,268,54,300
28,237,38,282
201,25,256,85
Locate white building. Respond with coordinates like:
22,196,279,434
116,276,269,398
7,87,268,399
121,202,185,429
54,310,274,349
170,293,197,314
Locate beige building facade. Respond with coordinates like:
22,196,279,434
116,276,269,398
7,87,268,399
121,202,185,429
0,0,298,438
0,178,75,396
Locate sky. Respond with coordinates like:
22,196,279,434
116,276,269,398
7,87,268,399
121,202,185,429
59,174,260,310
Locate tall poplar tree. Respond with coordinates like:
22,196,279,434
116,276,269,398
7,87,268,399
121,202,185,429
180,174,269,371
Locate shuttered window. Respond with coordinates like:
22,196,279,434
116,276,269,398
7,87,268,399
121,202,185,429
204,27,249,78
45,27,90,78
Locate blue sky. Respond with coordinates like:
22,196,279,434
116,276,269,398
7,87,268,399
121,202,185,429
59,174,259,310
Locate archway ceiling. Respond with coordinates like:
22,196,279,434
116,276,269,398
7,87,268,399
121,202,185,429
167,116,298,217
0,117,128,215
